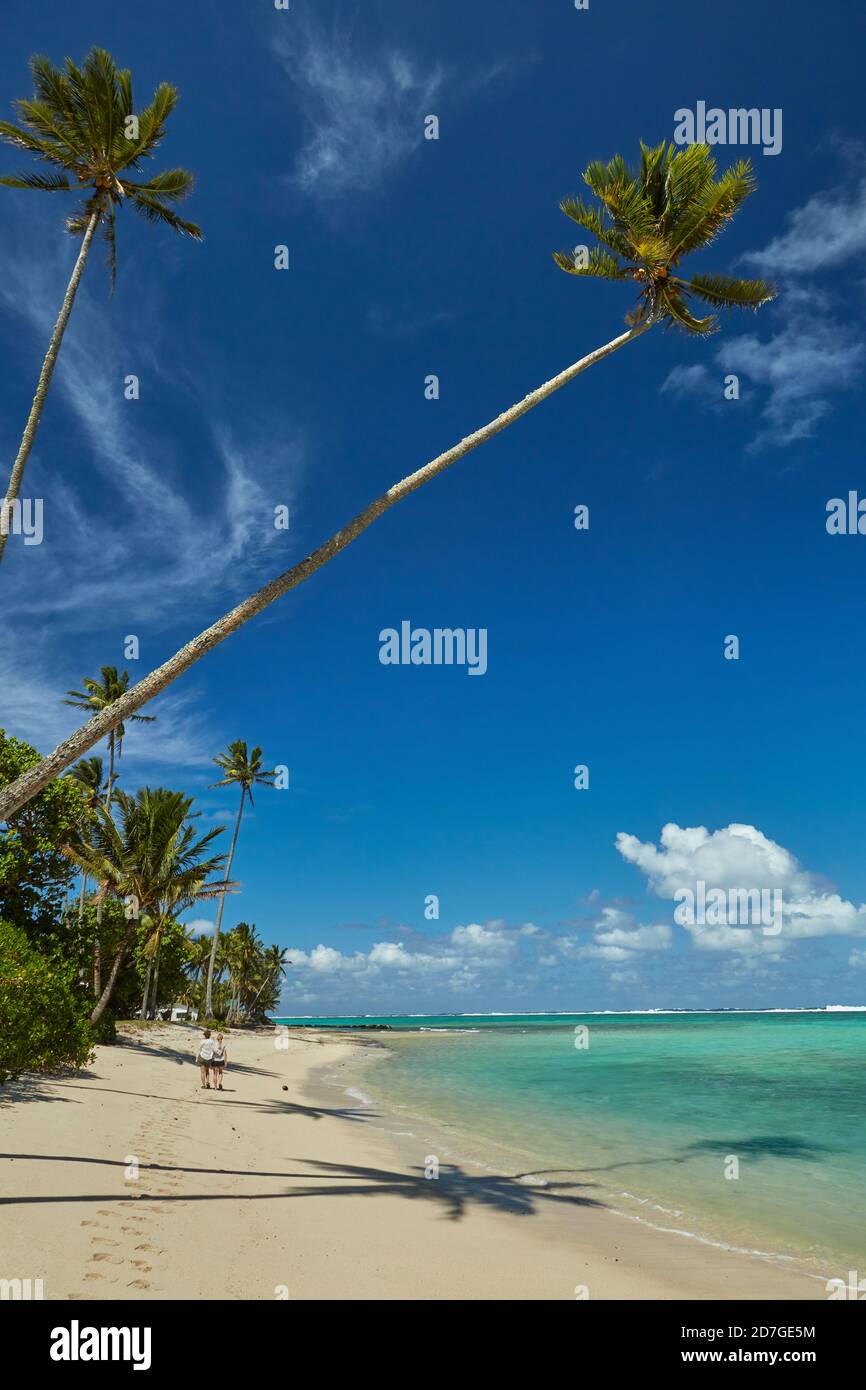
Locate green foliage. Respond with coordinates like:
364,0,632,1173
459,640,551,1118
0,46,201,290
0,920,92,1084
554,140,776,334
211,741,277,805
202,923,290,1024
0,729,88,939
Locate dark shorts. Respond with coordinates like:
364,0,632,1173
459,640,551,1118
211,1059,225,1069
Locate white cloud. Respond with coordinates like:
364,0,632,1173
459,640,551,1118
660,168,866,447
617,822,866,950
184,918,216,937
743,176,866,275
0,211,304,627
716,317,863,449
660,363,711,397
272,23,443,199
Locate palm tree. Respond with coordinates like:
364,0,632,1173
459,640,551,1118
63,666,155,801
68,755,105,992
0,142,776,818
63,667,155,995
63,786,228,1025
184,933,213,1017
203,745,276,1018
0,47,201,567
248,943,291,1019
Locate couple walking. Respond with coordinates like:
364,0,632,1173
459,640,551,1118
196,1029,228,1090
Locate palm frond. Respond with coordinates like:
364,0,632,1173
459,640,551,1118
659,289,718,336
552,247,629,280
123,167,195,202
684,272,777,311
0,170,70,190
128,188,202,239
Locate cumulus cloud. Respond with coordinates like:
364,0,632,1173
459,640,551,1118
617,822,866,950
285,920,523,983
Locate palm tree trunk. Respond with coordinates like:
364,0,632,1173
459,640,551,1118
77,873,88,928
93,899,103,998
204,792,244,1017
0,321,652,817
90,915,137,1027
94,736,114,998
141,951,154,1021
106,735,116,803
0,208,100,567
151,932,163,1018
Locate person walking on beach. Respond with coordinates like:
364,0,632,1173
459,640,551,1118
196,1028,215,1089
210,1033,228,1090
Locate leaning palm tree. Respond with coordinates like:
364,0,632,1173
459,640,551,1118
203,745,276,1018
0,142,776,819
68,755,105,992
0,47,201,567
63,786,228,1025
63,666,155,800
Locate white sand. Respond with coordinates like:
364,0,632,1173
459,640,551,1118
0,1024,824,1300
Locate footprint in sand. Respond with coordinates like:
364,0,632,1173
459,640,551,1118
89,1252,122,1264
134,1243,161,1253
90,1237,119,1247
127,1279,151,1289
130,1261,152,1272
80,1220,106,1229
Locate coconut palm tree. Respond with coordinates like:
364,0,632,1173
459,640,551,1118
63,667,155,801
184,933,213,1017
68,755,105,992
203,745,276,1018
0,47,201,567
63,786,228,1026
0,141,776,819
63,668,155,994
248,943,291,1019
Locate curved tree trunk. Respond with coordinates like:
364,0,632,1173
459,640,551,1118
0,209,100,567
204,792,244,1017
0,322,652,818
90,914,137,1027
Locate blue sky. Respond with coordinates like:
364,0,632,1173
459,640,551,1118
2,0,866,1013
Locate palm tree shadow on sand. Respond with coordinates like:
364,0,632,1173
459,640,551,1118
280,1159,605,1221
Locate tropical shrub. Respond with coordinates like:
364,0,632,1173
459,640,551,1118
0,919,92,1083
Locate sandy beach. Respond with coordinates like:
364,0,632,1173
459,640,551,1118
0,1024,825,1301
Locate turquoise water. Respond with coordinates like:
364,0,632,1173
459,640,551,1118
277,1010,866,1276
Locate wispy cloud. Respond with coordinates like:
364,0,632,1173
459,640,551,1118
272,19,443,199
0,210,304,626
660,163,866,448
0,645,222,778
270,16,519,202
742,174,866,276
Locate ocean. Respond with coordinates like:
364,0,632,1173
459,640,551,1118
275,1009,866,1279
